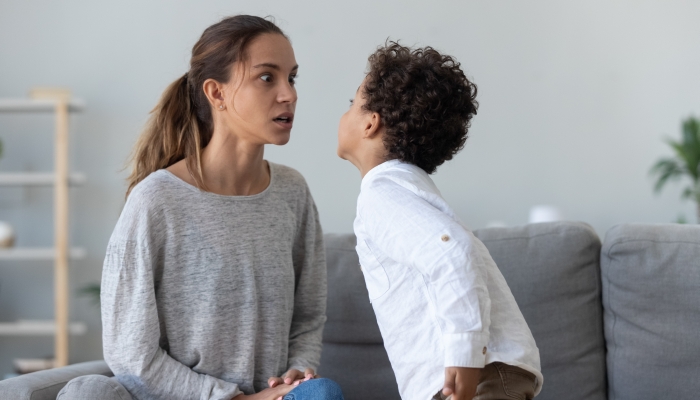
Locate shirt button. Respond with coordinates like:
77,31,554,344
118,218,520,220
441,234,450,242
482,347,487,355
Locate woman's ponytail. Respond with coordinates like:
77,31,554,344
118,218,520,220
126,73,208,197
125,15,286,198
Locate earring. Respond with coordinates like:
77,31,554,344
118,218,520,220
219,105,224,109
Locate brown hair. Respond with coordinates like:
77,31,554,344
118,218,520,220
126,15,286,197
363,41,478,174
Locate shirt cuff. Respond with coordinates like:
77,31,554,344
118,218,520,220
287,358,317,373
287,365,309,373
443,332,490,368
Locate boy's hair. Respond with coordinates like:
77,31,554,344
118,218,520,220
363,41,478,174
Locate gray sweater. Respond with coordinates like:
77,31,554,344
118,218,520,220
101,162,326,400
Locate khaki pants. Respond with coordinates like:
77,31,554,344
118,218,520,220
432,362,537,400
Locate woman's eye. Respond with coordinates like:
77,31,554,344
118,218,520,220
260,74,273,83
349,99,354,107
289,75,297,85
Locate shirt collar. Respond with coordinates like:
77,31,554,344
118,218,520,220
362,159,403,186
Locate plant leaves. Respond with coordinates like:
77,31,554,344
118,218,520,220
681,186,694,199
679,117,700,179
77,283,101,306
650,158,684,192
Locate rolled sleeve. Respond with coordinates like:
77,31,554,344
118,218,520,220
443,332,489,368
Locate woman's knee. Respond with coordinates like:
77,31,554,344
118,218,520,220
284,377,344,400
312,378,343,398
57,374,132,400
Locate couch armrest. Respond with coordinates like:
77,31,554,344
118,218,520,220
0,360,112,400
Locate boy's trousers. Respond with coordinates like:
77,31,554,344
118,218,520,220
432,362,538,400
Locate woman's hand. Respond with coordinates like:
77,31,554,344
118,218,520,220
268,368,317,388
442,366,480,400
232,384,295,400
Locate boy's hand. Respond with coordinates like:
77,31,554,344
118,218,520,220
268,368,317,388
443,367,480,400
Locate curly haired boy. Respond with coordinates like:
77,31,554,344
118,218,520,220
337,42,543,400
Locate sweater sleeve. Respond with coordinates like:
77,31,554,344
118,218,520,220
101,196,243,400
360,177,491,368
286,186,327,372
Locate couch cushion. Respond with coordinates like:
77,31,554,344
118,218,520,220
0,360,112,400
319,343,399,400
320,233,400,400
601,223,700,400
322,233,383,344
474,221,606,400
57,375,132,400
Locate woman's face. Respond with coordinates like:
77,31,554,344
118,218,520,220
219,33,298,146
337,80,367,162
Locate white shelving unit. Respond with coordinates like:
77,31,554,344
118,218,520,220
0,321,87,336
0,173,86,186
0,98,85,113
0,88,86,368
0,248,87,261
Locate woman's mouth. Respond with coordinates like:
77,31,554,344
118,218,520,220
273,113,294,129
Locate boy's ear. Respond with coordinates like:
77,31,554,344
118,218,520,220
363,112,383,139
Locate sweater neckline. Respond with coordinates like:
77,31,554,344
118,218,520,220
159,161,276,201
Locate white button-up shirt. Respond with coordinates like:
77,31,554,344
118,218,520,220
354,160,542,400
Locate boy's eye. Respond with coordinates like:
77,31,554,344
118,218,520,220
260,73,273,83
349,99,354,106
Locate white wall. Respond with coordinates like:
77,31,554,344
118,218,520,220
0,0,699,372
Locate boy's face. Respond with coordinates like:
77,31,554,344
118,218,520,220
337,80,367,163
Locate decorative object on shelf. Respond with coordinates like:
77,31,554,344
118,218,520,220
0,221,15,248
650,116,700,223
529,205,563,224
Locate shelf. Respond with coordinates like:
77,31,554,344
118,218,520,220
0,248,87,260
1,88,83,368
0,320,87,336
0,98,85,113
0,172,86,186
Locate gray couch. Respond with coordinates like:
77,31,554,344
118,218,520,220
1,222,698,400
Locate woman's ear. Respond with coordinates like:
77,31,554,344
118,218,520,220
363,112,383,139
202,79,225,110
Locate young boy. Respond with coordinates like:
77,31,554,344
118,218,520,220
337,42,543,400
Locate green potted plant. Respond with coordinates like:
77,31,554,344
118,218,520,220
78,283,101,307
650,117,700,223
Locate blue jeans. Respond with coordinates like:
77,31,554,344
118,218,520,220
283,378,344,400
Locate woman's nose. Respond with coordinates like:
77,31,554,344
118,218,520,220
278,82,297,103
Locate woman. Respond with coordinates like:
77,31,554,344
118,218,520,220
60,15,342,400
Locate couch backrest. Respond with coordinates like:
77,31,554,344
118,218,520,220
319,233,401,400
601,223,700,400
321,221,607,400
474,222,607,400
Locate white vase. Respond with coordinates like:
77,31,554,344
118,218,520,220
0,221,16,248
529,205,563,224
